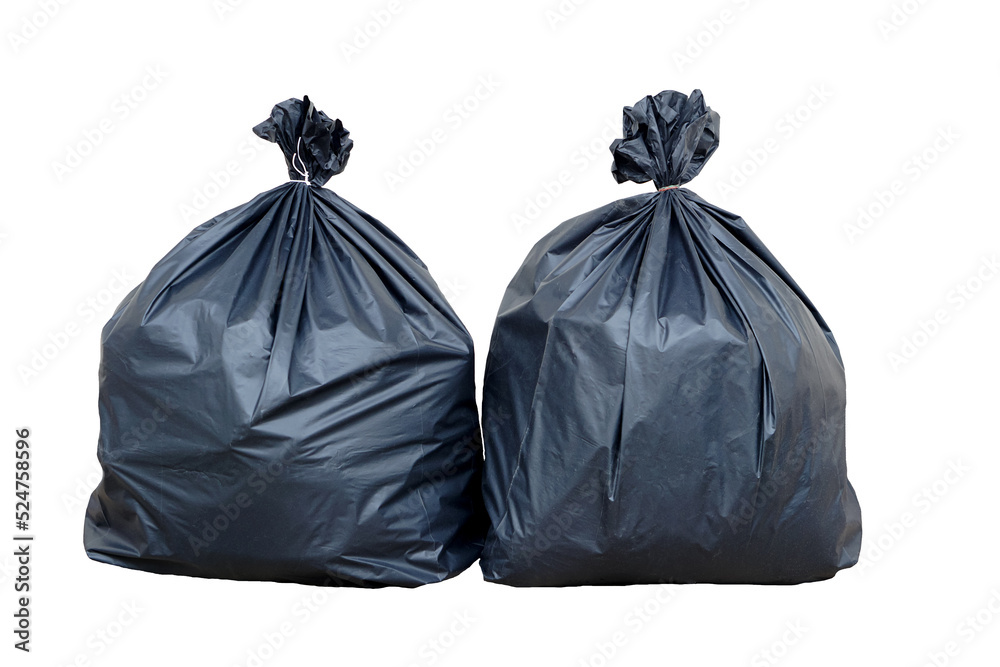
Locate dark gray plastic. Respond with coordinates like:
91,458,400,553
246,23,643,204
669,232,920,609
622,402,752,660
480,90,862,586
84,97,486,587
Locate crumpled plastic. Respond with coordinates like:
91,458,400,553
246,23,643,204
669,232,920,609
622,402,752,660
480,89,862,586
84,96,486,588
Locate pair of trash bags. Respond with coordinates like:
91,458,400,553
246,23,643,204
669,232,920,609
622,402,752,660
84,92,862,587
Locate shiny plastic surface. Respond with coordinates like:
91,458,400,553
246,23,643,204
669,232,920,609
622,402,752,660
480,90,861,586
84,97,486,587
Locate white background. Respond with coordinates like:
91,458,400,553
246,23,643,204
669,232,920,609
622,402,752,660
2,0,999,665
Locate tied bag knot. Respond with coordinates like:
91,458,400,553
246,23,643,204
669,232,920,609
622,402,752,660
611,89,720,191
252,96,353,187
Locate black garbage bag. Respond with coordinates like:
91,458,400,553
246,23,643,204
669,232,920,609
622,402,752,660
84,96,485,587
480,90,861,586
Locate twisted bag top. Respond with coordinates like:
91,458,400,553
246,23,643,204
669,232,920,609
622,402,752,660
84,97,486,588
251,95,352,186
609,89,720,189
480,90,862,586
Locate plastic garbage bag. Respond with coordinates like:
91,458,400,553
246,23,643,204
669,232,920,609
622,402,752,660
480,89,862,586
84,96,485,587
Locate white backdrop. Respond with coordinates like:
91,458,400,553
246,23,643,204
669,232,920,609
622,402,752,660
2,0,998,665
